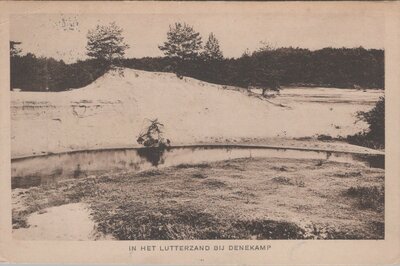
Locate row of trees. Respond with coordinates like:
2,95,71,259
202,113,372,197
10,52,108,91
86,22,224,64
159,23,223,61
136,22,383,89
10,21,384,91
124,46,384,89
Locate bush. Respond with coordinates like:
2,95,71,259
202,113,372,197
347,97,384,149
316,134,333,141
345,185,384,212
136,119,171,166
137,119,170,148
359,96,385,142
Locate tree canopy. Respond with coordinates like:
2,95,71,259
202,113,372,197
201,33,223,61
158,22,203,61
10,41,22,57
86,22,129,66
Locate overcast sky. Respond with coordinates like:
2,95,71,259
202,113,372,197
10,12,385,63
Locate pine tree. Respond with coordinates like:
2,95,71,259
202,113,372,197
86,22,129,67
10,41,22,57
201,33,223,61
158,22,202,61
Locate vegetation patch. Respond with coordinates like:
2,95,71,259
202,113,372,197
137,169,162,177
233,219,305,239
92,205,225,240
191,173,207,179
316,134,334,141
12,157,385,239
202,179,227,189
220,162,246,171
345,185,384,212
175,163,211,169
347,97,384,149
336,171,362,178
271,176,305,187
271,166,289,172
272,176,293,185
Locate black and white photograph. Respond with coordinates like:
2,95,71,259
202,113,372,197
4,1,390,246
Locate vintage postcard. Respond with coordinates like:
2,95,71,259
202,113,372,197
0,1,399,265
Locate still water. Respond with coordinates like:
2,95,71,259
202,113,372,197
11,145,384,189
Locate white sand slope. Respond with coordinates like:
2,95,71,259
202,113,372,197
12,203,111,240
11,68,383,157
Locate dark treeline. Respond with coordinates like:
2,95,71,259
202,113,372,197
123,47,384,89
10,47,384,91
10,53,108,91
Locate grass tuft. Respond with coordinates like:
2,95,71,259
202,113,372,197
191,173,207,179
336,171,362,178
137,169,161,177
345,185,384,212
202,179,227,189
272,176,293,185
175,163,211,169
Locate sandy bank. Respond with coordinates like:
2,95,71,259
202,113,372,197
11,69,383,157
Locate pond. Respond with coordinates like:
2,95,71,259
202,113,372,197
11,145,384,189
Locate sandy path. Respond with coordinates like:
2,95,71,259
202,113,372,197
13,203,111,240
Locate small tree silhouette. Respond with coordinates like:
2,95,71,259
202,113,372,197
10,41,22,57
137,119,171,148
86,22,129,70
158,22,203,61
136,119,171,166
201,33,223,61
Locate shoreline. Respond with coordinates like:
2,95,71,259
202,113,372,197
11,139,384,161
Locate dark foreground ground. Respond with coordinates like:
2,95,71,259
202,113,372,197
13,157,384,240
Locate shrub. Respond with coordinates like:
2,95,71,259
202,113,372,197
345,185,384,212
272,176,293,185
136,119,171,166
137,119,171,148
191,173,207,179
347,97,384,149
317,134,333,141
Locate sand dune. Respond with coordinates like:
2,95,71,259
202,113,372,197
11,68,383,157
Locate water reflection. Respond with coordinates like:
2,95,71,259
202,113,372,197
11,146,384,189
136,147,168,166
